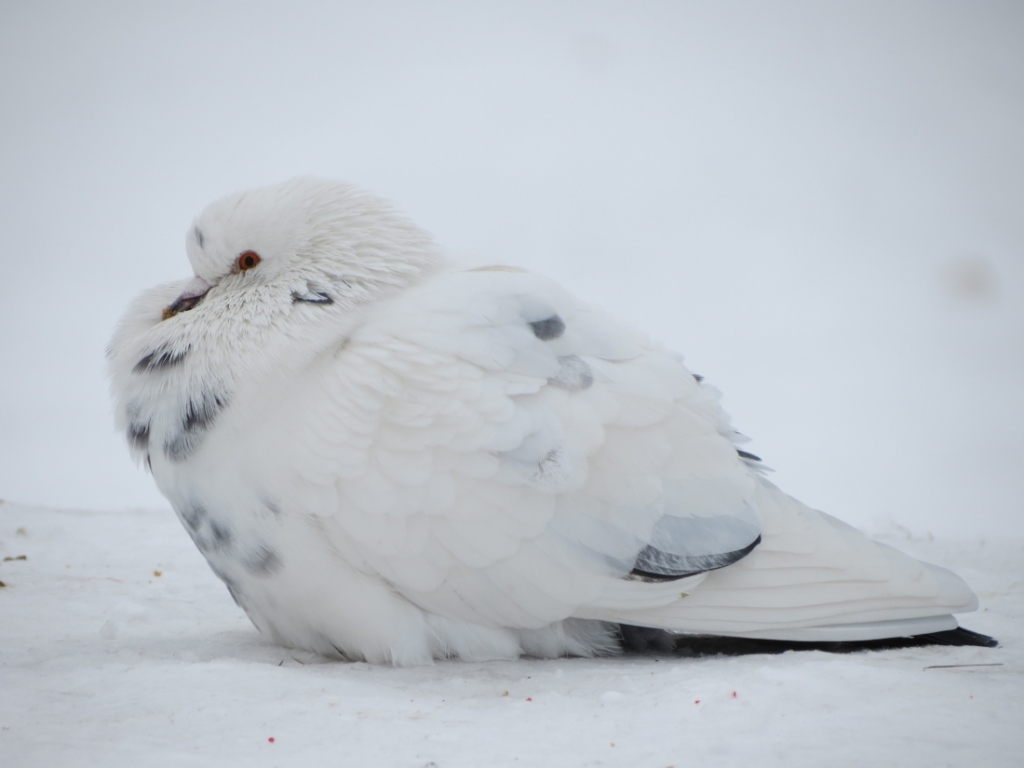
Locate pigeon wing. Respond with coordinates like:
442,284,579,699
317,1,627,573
279,268,762,628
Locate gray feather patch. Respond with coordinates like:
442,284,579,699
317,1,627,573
292,282,334,304
630,535,761,581
164,389,229,462
127,422,150,451
548,355,593,390
175,501,232,554
124,399,150,451
530,314,565,341
179,501,207,533
134,345,189,374
209,521,232,548
244,545,283,577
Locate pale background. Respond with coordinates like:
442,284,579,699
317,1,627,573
1,0,1022,538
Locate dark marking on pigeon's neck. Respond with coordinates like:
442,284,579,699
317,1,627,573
127,422,150,452
134,346,190,374
530,315,565,341
292,291,334,305
182,394,225,432
164,389,230,462
292,282,334,305
124,399,151,452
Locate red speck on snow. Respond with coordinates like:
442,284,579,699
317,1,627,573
268,737,275,743
526,697,533,702
731,691,738,698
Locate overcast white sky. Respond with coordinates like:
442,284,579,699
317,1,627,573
1,1,1022,537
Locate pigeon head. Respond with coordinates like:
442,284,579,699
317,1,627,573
163,177,441,320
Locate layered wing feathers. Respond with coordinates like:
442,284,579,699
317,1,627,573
280,269,761,628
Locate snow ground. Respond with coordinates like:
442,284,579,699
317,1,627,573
1,502,1020,768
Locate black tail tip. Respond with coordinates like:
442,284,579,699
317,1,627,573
661,626,999,656
921,627,999,648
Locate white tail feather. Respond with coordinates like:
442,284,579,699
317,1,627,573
582,479,977,642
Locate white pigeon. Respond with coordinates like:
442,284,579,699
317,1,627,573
108,177,985,665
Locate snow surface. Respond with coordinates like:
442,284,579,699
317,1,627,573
2,501,1020,767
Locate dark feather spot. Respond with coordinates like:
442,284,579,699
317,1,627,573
165,389,229,461
629,536,762,581
693,373,704,383
193,227,205,248
548,355,593,390
127,422,150,451
737,449,761,462
210,521,232,548
245,545,283,577
263,499,282,517
527,448,573,491
178,503,231,554
134,346,189,374
182,392,226,432
530,315,565,341
292,287,334,304
180,502,207,533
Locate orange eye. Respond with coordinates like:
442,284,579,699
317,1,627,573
238,251,261,271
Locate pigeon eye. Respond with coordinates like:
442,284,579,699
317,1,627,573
238,251,261,271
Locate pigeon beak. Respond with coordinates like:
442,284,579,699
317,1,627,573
162,276,213,320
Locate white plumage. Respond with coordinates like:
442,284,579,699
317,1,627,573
108,178,979,665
